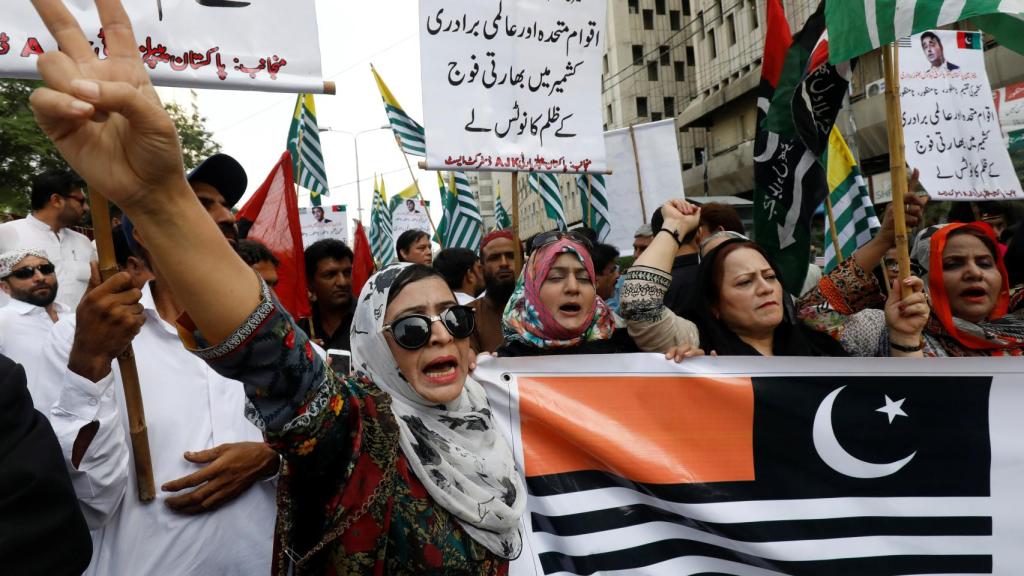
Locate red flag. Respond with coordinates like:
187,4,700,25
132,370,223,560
760,0,792,89
236,151,311,320
350,220,376,301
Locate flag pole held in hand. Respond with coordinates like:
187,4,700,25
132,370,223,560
91,196,155,502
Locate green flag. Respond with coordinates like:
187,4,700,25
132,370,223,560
286,94,329,206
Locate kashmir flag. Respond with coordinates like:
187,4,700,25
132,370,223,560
529,172,567,231
434,173,453,245
494,181,513,230
576,174,611,242
476,355,1011,576
826,1,1024,63
369,175,394,267
823,127,881,273
351,220,376,300
442,172,485,251
754,0,828,295
235,151,311,320
371,64,427,157
286,94,330,207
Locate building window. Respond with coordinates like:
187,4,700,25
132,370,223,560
664,97,675,117
682,0,691,16
695,147,706,165
607,104,613,124
655,0,666,15
726,14,736,45
698,11,705,37
750,0,759,28
659,45,671,66
632,44,644,64
647,61,659,81
628,0,639,14
717,0,725,17
674,61,686,81
686,45,695,64
669,10,681,30
652,112,664,121
636,97,648,117
643,9,654,29
708,28,717,59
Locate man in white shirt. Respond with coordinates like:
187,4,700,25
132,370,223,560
0,170,97,309
433,247,484,305
33,153,280,575
0,249,70,389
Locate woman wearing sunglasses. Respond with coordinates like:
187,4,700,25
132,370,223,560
497,231,639,357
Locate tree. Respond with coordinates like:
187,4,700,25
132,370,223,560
0,80,221,214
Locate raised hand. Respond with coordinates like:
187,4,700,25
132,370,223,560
29,0,189,212
660,199,701,235
885,275,930,357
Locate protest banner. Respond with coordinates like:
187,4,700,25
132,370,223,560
3,0,326,93
474,355,1024,575
603,119,685,256
993,81,1024,152
898,31,1022,201
389,183,432,250
419,0,607,174
298,205,349,247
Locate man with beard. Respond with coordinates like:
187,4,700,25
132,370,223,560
303,238,355,352
0,170,96,309
470,230,519,353
0,250,70,393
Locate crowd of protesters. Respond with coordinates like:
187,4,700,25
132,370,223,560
2,1,1024,575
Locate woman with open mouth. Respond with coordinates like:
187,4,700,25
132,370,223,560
497,232,639,357
801,222,1024,357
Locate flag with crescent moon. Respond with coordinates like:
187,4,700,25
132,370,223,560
474,355,1009,576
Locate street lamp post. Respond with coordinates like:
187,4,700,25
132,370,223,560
319,125,390,222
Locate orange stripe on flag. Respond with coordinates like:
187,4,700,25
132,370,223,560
519,376,755,484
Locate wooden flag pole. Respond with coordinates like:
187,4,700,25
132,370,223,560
585,174,594,229
628,126,649,223
824,195,845,265
91,196,155,502
882,43,913,299
395,136,439,238
511,172,523,273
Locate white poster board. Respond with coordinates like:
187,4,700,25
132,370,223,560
603,119,685,256
390,198,432,250
298,206,349,247
419,0,607,174
2,0,325,93
994,81,1024,151
899,30,1022,201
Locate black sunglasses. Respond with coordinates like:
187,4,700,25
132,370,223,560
528,230,594,256
6,264,56,280
380,305,476,350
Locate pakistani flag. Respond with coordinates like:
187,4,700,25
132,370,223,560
494,182,513,230
371,65,427,157
286,94,329,206
577,174,611,242
442,172,485,251
529,173,567,231
823,127,881,273
826,1,1024,63
754,0,828,295
369,175,394,266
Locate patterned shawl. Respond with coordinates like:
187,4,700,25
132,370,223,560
350,263,525,558
501,237,616,350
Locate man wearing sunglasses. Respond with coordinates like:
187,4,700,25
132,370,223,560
0,170,97,310
0,249,70,394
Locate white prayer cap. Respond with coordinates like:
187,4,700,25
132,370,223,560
0,249,50,278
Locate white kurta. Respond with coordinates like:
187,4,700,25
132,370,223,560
34,283,276,576
0,298,68,399
0,214,96,309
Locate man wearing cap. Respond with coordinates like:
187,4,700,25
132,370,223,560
0,250,70,390
34,153,279,576
469,229,519,353
0,169,97,309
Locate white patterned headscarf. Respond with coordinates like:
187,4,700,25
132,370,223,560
350,263,525,559
0,249,49,278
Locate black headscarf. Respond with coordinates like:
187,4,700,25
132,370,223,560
683,239,847,357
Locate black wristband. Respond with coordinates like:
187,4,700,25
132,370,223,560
658,228,684,248
889,339,924,352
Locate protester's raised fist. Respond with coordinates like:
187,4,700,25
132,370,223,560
29,0,189,212
885,275,930,357
68,272,146,382
877,170,928,247
660,199,701,235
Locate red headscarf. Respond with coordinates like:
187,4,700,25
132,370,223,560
928,222,1011,351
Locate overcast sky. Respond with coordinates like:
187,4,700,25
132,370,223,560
193,0,437,224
